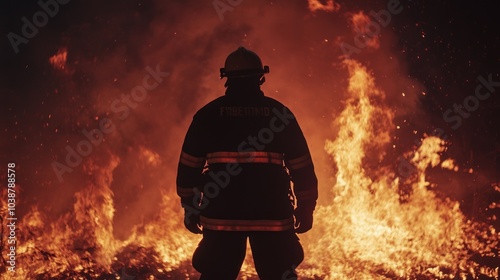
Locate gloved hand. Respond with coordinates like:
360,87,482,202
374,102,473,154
294,200,315,234
182,201,202,234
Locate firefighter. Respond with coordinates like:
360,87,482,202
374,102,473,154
176,47,318,280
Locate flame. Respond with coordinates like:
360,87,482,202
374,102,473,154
49,47,68,71
441,158,459,172
2,154,199,279
308,0,340,12
350,11,380,50
138,146,162,166
298,59,498,279
9,156,120,278
1,59,497,279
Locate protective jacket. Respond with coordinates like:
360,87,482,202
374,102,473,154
176,86,318,231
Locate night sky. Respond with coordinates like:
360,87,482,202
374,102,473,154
393,1,500,168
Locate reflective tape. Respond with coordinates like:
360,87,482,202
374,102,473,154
179,151,206,168
207,151,284,165
200,216,294,231
285,154,313,170
177,186,195,198
294,189,318,201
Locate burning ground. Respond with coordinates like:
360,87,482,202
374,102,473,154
1,0,499,279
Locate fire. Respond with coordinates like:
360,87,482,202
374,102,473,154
440,158,459,172
49,47,68,71
1,58,497,279
7,156,120,278
1,152,200,279
307,0,340,12
350,12,380,50
298,59,498,279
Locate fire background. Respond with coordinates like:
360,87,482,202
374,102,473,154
0,0,499,279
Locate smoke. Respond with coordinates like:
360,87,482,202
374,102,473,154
0,0,434,228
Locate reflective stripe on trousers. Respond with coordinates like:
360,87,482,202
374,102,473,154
200,216,294,231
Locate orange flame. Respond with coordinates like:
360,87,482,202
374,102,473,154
298,59,498,279
308,0,340,12
49,47,68,71
1,59,497,280
350,12,380,50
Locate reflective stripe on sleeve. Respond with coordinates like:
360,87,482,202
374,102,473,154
207,151,284,165
200,216,294,231
285,154,313,170
179,151,206,168
177,186,195,198
294,189,318,201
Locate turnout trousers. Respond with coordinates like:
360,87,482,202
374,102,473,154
192,229,304,280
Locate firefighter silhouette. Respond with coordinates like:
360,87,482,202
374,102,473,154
176,47,318,279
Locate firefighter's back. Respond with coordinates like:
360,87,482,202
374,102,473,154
195,92,295,221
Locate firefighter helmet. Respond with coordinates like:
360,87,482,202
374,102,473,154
220,47,270,79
